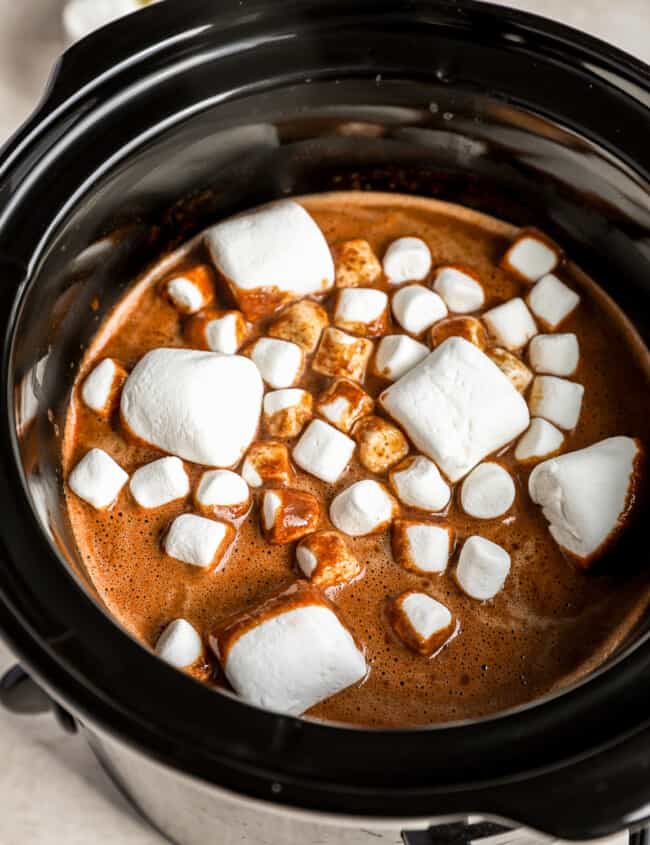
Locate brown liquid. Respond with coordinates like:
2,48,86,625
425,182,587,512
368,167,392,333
62,192,650,727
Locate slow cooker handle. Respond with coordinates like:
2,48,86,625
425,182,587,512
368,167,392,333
0,664,77,733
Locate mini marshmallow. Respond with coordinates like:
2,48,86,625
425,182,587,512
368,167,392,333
130,456,189,509
391,284,447,335
242,441,293,488
164,513,234,569
529,437,641,564
312,328,374,382
292,419,355,483
389,456,450,512
334,288,389,337
261,488,321,544
155,619,202,669
383,237,432,285
527,274,580,329
456,536,511,600
185,309,249,354
296,530,363,587
333,239,382,287
486,348,533,393
529,376,584,430
388,591,455,656
249,337,304,389
68,448,129,510
263,389,313,438
330,480,397,537
195,469,251,519
515,418,565,463
121,348,263,467
381,338,530,482
374,335,429,381
433,266,485,313
391,519,452,574
205,200,334,320
268,299,329,353
81,358,127,416
316,379,374,433
483,298,538,351
460,462,515,519
162,265,213,314
501,231,561,283
529,333,579,376
430,316,488,350
353,416,409,474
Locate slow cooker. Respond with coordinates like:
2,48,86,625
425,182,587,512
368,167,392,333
1,1,650,842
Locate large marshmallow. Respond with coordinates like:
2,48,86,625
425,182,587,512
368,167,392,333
388,591,455,656
162,265,213,314
330,480,397,537
316,379,374,433
391,284,447,335
374,334,429,381
527,274,580,329
529,376,584,430
250,337,304,389
195,469,250,519
242,441,293,488
263,389,313,438
433,266,485,313
529,436,641,565
460,462,515,519
81,358,127,416
483,298,538,351
501,231,561,283
334,288,389,337
261,488,321,544
205,200,334,320
121,348,263,467
68,448,129,510
389,456,450,512
352,416,409,474
296,530,363,587
268,300,329,353
381,337,530,482
164,513,234,569
312,328,374,382
455,536,511,600
430,316,487,350
333,239,382,288
186,309,249,355
130,456,189,509
486,348,533,394
292,419,355,483
515,418,565,463
391,519,451,574
155,619,203,669
529,333,579,376
383,237,432,285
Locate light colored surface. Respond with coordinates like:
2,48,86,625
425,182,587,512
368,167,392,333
0,0,647,842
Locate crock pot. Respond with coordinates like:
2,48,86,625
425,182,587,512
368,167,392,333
1,2,650,843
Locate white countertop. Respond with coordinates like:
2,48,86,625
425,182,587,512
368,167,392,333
0,1,648,842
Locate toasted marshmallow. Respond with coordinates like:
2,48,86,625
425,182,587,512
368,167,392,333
515,418,565,463
249,338,304,389
392,519,452,574
242,441,293,488
430,316,488,350
529,437,641,565
391,284,447,335
316,379,374,433
486,348,533,394
296,530,363,587
292,419,355,483
330,480,397,537
529,333,579,376
529,376,584,430
389,456,450,512
212,583,367,715
263,389,313,438
261,488,321,544
312,328,374,382
185,309,249,354
483,298,538,351
334,288,389,337
527,274,580,329
456,536,511,600
121,348,263,467
383,237,432,285
195,469,250,519
130,457,189,509
501,231,561,283
81,358,127,416
433,266,485,313
381,338,530,482
333,239,382,287
162,265,213,314
460,462,515,519
205,200,334,320
155,619,202,669
353,416,409,474
68,448,129,510
268,300,329,353
164,513,234,569
388,591,455,656
374,335,429,381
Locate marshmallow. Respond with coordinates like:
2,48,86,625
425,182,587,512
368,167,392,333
130,456,190,509
383,237,432,285
486,348,533,394
529,436,641,565
430,316,487,350
296,530,363,587
381,338,530,482
333,239,382,287
261,488,321,544
263,389,313,438
515,418,565,463
433,266,485,313
249,337,304,389
212,583,367,715
374,335,429,381
268,299,329,353
81,358,127,416
389,456,450,512
455,536,511,600
315,379,374,433
529,333,579,376
391,284,447,335
205,200,334,320
242,441,293,488
195,469,251,519
292,419,355,483
155,619,203,669
460,462,515,519
330,480,397,537
483,298,538,351
334,288,389,337
527,274,580,330
529,376,584,430
388,591,455,656
121,348,263,467
391,519,451,574
68,448,129,510
164,513,234,569
162,265,213,314
312,328,374,382
352,416,409,474
501,231,561,283
185,309,249,354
